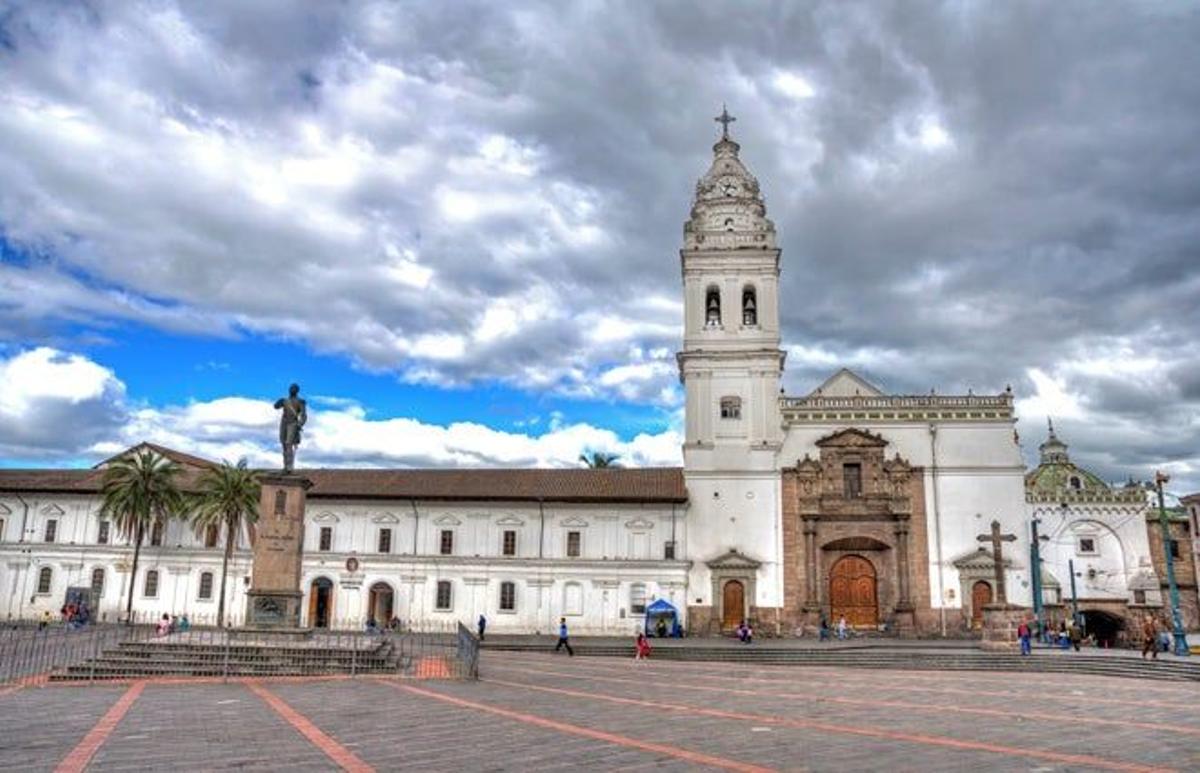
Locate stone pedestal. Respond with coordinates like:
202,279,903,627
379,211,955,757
979,603,1028,652
245,474,312,628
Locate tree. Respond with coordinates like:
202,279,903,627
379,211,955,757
99,449,185,625
188,459,261,628
578,451,620,468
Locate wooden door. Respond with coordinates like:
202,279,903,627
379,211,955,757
721,580,745,629
971,581,993,629
829,555,877,628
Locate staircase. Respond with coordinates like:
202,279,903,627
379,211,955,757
50,638,410,682
480,641,1200,683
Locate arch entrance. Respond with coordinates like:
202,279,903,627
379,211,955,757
308,577,334,629
368,582,395,625
971,581,993,629
721,580,745,630
830,555,878,628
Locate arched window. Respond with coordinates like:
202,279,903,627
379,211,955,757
143,569,160,598
629,583,647,615
1069,476,1082,490
204,524,219,548
91,568,105,599
705,287,721,327
499,581,516,611
435,580,453,610
198,572,214,600
742,286,757,326
150,520,164,547
720,396,742,420
37,566,53,594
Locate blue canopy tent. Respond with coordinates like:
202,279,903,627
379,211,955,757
644,598,682,637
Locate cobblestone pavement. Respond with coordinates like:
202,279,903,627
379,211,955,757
1,651,1198,771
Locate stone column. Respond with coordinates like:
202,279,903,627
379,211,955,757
803,516,820,611
245,474,312,628
894,516,913,610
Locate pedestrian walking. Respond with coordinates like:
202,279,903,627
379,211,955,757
477,614,487,641
837,616,848,640
1068,620,1082,652
818,616,829,642
634,632,651,663
555,617,574,656
1141,615,1158,660
1017,619,1032,656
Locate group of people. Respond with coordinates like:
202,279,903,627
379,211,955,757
40,602,94,631
815,615,850,641
364,617,402,635
1139,614,1176,659
155,613,191,636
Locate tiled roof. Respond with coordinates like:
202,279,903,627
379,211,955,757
0,466,688,504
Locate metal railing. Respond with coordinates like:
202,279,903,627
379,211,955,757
1,613,478,686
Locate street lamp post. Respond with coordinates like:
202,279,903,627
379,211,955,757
1155,471,1190,657
1030,516,1045,642
1067,558,1081,629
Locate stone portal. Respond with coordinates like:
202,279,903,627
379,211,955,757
245,474,312,628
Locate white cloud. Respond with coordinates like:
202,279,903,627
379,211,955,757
772,70,816,100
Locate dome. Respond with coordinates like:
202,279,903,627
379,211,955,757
1024,419,1142,503
683,107,777,251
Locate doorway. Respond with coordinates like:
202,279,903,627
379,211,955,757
721,580,745,630
971,580,993,629
368,582,395,625
830,555,878,628
309,577,334,628
1081,609,1124,648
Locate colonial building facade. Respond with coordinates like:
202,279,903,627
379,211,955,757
3,117,1168,636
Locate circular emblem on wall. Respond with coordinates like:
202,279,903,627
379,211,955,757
345,557,359,573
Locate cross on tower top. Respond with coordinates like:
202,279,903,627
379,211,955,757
714,104,736,139
977,519,1018,605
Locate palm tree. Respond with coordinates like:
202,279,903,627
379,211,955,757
578,451,621,468
98,449,185,625
188,459,261,628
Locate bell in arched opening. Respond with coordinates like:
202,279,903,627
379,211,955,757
705,288,721,327
742,287,757,326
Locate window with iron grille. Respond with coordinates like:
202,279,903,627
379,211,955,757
378,528,392,554
198,572,214,600
37,566,52,594
567,531,581,558
97,520,110,545
664,540,677,560
843,463,863,499
319,526,332,552
499,581,516,611
435,580,452,610
204,524,219,548
150,520,164,546
440,529,454,555
630,582,647,614
44,519,57,543
502,530,517,556
143,569,159,598
91,567,105,598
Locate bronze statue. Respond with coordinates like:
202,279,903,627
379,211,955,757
274,383,307,472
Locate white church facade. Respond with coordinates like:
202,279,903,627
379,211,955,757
0,117,1162,636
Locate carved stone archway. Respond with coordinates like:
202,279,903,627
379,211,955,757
707,549,760,632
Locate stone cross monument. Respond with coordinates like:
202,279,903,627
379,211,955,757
976,519,1026,652
977,520,1017,605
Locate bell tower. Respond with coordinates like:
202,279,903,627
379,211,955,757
678,108,787,631
677,107,785,469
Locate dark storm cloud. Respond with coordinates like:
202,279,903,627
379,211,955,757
0,1,1198,485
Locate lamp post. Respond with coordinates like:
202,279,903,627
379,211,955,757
1068,557,1081,630
1155,471,1190,657
1030,515,1045,642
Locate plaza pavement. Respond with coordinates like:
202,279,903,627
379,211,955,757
1,650,1198,771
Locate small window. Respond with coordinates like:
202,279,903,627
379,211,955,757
499,581,516,611
630,583,647,615
843,463,863,499
1168,539,1180,559
204,524,219,548
378,528,392,554
37,566,53,594
318,527,332,552
705,287,721,328
1069,476,1082,490
97,520,110,545
742,286,757,326
198,572,214,600
440,530,454,556
44,519,57,543
720,396,742,420
435,580,452,610
664,540,677,560
1077,537,1097,555
150,520,164,547
143,569,159,598
1134,589,1147,604
91,567,105,599
566,531,581,558
502,530,517,557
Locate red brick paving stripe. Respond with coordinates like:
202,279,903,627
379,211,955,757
485,677,1170,773
0,684,24,697
54,682,145,773
245,681,374,773
491,662,1200,739
389,681,778,773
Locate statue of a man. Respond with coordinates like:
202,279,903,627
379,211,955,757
274,383,307,472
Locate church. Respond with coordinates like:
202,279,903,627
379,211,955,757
0,115,1078,636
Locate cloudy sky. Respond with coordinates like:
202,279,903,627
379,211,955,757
0,1,1197,492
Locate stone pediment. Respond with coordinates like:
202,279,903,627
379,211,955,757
624,517,655,531
312,511,340,524
495,515,525,527
560,516,589,528
952,547,1012,572
706,549,761,570
432,514,461,526
816,428,888,449
371,512,400,524
41,503,66,516
809,368,885,398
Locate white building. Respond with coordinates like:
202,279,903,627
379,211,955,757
1,115,1045,635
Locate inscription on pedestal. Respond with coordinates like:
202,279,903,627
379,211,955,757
246,474,311,628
